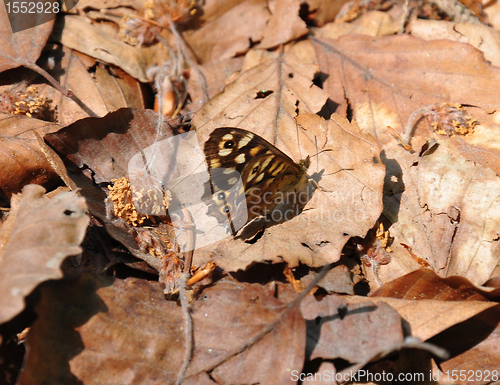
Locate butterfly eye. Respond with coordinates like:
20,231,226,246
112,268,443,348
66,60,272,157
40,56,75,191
224,140,235,148
223,206,231,213
218,192,226,200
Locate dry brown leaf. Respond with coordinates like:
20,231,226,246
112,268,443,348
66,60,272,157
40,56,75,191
53,15,170,82
311,34,500,285
19,275,305,384
0,193,22,261
302,264,355,295
184,0,270,64
371,269,500,381
311,34,500,147
430,309,500,384
0,185,89,324
349,296,494,343
304,0,350,27
20,45,147,127
373,269,500,301
193,49,328,144
384,143,500,286
257,0,308,49
0,5,54,72
191,48,383,270
313,10,401,39
409,20,500,67
0,114,62,199
45,108,181,272
301,296,404,363
211,113,384,271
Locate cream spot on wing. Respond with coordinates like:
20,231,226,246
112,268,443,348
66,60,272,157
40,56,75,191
223,168,235,174
272,163,286,176
237,134,253,149
222,133,234,141
255,173,265,183
261,155,274,170
250,146,261,156
228,177,238,185
219,148,232,156
211,159,221,168
235,153,246,164
247,172,256,182
268,161,280,173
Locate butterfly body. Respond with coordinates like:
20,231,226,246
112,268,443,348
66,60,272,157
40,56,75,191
203,127,311,233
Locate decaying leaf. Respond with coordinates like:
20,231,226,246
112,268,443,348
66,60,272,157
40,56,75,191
372,269,500,379
184,0,271,64
203,113,384,271
257,0,308,49
301,296,404,363
385,143,500,286
53,15,170,83
191,48,384,271
19,275,305,385
0,114,62,200
0,5,54,73
29,45,147,127
0,185,89,324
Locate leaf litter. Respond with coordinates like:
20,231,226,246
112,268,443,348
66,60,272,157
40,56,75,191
1,1,500,384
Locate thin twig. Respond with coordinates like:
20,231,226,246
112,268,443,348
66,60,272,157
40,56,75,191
175,272,193,385
168,20,209,104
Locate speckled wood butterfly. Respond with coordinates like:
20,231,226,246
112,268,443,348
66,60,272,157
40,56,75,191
203,127,312,234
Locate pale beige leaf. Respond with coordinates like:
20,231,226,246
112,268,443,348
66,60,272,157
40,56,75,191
184,0,270,64
409,20,500,67
384,143,500,286
0,185,89,324
346,296,495,342
258,0,308,49
54,15,168,82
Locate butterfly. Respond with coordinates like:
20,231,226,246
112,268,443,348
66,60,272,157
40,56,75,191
203,127,313,234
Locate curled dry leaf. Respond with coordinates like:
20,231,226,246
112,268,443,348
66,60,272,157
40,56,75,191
0,185,89,324
373,268,500,302
19,276,305,385
429,308,500,383
33,45,147,127
0,114,62,199
54,15,170,83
